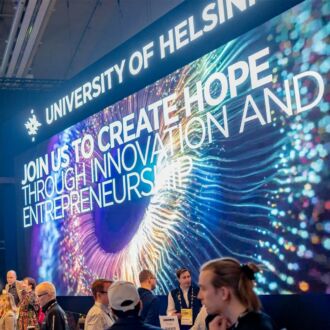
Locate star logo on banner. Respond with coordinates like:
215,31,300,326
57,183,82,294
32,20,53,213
25,109,42,142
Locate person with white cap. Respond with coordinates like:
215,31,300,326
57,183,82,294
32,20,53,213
107,281,162,330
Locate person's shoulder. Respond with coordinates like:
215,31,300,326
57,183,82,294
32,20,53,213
109,317,160,330
16,280,24,288
137,287,145,294
3,311,16,324
170,287,180,294
143,292,159,307
249,311,273,322
243,311,275,330
48,302,66,316
4,311,16,318
85,310,104,325
86,304,103,315
138,287,151,297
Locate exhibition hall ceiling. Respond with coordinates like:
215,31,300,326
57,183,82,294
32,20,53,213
0,0,183,81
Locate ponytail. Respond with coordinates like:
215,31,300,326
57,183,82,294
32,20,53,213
201,258,262,312
237,262,261,311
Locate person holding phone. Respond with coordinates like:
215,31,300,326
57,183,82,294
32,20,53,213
18,277,39,330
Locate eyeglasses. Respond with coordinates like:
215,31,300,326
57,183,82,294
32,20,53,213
37,292,48,298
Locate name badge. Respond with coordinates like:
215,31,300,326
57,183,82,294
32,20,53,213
181,308,193,325
159,315,180,330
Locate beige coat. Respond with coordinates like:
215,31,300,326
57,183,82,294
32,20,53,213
0,311,17,330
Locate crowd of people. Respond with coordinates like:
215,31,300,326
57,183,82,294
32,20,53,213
0,271,68,330
0,258,276,330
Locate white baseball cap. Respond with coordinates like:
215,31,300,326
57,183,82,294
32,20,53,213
108,281,140,312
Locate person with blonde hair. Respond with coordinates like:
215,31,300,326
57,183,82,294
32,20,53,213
0,293,17,330
198,258,275,330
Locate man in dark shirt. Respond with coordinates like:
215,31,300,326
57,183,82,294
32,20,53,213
35,281,69,330
5,270,23,306
138,269,161,327
108,281,162,330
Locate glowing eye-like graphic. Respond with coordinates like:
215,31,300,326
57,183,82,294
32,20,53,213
27,0,329,295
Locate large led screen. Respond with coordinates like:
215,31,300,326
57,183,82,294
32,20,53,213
17,0,329,295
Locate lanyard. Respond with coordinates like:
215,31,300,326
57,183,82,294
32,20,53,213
177,286,194,309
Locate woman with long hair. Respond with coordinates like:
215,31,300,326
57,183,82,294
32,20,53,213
0,293,17,330
18,277,40,330
198,258,275,330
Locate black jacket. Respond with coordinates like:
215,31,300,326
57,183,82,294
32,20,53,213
138,287,161,327
41,299,69,330
227,311,275,330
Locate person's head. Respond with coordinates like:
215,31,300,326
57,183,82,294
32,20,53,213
91,279,113,305
176,268,191,290
6,270,17,285
108,281,141,318
22,277,36,292
0,293,17,313
198,258,261,316
35,282,56,308
139,270,156,291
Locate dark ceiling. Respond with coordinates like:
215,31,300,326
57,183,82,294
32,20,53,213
0,0,183,80
0,0,183,121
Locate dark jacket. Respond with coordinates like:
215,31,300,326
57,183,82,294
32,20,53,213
138,287,161,327
41,299,69,330
108,315,162,330
227,311,275,330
